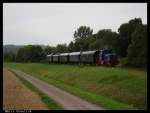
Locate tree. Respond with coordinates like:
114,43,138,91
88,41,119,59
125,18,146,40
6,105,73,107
3,52,16,62
125,24,147,67
68,41,75,52
29,45,46,62
89,29,119,52
74,26,93,40
117,18,142,57
73,26,93,51
16,47,26,62
55,43,68,53
89,38,103,50
44,46,56,55
16,45,45,62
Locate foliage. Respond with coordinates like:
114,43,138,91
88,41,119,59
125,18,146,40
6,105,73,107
117,18,142,57
55,43,68,53
68,41,75,52
44,46,56,55
125,24,147,67
73,26,93,51
3,52,16,62
16,45,45,62
89,29,119,52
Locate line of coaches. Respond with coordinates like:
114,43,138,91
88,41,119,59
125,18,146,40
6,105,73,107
47,50,119,66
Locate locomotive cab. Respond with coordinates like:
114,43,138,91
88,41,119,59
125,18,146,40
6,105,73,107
104,53,119,66
96,49,112,65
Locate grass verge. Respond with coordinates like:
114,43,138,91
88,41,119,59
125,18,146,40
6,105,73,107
8,69,63,110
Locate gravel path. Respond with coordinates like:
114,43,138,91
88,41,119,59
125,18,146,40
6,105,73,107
10,68,104,110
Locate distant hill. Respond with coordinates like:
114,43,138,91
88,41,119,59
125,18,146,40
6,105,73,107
3,45,24,53
3,44,47,53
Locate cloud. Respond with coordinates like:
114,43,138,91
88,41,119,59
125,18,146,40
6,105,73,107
3,3,147,46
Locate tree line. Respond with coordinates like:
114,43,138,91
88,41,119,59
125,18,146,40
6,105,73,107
3,18,147,68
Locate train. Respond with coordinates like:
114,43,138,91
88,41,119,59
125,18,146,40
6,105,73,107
46,49,119,66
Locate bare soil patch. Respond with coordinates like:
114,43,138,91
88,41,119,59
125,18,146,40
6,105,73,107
3,68,48,110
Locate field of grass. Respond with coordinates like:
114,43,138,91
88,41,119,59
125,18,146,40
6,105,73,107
4,62,147,110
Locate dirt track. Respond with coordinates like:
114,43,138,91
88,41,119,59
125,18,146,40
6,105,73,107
10,68,104,110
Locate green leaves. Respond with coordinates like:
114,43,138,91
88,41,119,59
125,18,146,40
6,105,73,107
117,18,142,57
125,25,147,67
16,45,45,62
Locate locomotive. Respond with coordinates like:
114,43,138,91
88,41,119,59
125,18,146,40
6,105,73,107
47,49,119,66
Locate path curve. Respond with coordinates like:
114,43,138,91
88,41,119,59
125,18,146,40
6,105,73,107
10,68,104,110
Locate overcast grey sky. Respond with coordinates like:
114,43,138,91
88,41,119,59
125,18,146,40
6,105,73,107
3,3,147,46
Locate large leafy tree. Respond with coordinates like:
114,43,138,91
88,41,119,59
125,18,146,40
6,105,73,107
89,36,103,50
74,26,93,40
117,18,142,57
125,24,147,67
73,26,93,51
89,29,119,52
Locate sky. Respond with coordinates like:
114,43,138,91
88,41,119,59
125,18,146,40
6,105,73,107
3,3,147,46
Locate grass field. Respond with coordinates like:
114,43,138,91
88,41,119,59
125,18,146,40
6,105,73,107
4,62,147,110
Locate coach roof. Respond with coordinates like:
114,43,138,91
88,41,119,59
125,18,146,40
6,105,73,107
60,53,69,56
69,52,80,55
81,50,97,55
47,53,54,56
53,54,60,56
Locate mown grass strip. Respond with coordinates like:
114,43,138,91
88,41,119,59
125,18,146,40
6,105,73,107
8,69,63,110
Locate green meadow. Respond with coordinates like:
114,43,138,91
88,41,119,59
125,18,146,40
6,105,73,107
4,62,147,110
